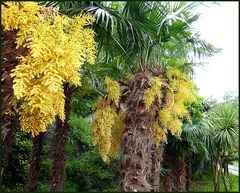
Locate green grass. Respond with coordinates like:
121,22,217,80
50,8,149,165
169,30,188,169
190,170,239,192
190,174,239,192
159,169,239,192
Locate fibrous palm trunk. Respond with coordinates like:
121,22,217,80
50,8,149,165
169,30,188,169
162,144,187,192
185,153,193,191
174,157,187,192
1,28,28,181
25,132,45,192
119,72,154,192
162,144,175,191
50,83,71,192
149,143,164,192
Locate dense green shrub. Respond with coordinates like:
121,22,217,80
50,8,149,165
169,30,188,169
2,129,32,191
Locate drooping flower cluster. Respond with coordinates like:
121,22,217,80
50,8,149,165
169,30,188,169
92,78,123,163
144,69,197,147
104,77,121,106
93,70,197,161
143,77,163,109
152,121,168,147
2,2,41,32
2,2,96,137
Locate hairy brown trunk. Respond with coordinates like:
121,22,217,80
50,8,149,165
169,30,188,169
162,144,187,192
25,132,45,192
162,144,175,191
185,153,193,191
1,115,17,180
119,72,153,192
149,143,164,192
1,28,28,181
174,157,186,192
49,83,71,192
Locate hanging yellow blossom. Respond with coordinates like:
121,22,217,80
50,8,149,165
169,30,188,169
154,68,198,142
104,77,121,106
1,2,41,31
166,68,181,80
159,107,174,128
144,77,163,108
109,112,125,158
2,2,96,137
152,121,168,147
168,119,183,137
92,104,122,163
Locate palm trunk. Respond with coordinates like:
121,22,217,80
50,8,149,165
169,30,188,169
212,159,221,192
25,132,45,192
149,143,164,192
223,159,229,176
49,83,71,192
1,114,18,181
162,144,175,192
1,28,28,182
221,169,229,192
174,157,187,192
211,160,217,192
119,72,153,192
216,163,221,192
185,153,193,191
162,143,187,192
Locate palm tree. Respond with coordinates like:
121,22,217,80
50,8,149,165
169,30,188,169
1,27,28,183
162,111,210,191
161,97,217,192
25,133,45,192
41,1,219,191
149,142,165,192
203,103,238,192
49,83,78,192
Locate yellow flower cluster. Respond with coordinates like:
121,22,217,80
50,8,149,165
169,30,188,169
92,103,124,163
109,112,125,158
1,2,40,32
144,77,163,108
149,69,197,145
166,68,181,80
92,78,122,163
2,2,96,137
104,77,121,106
152,121,167,147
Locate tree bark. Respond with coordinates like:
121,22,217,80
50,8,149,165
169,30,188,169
212,159,221,192
211,160,217,192
25,132,45,192
162,143,187,192
223,158,229,176
216,163,221,192
1,28,28,182
185,153,193,191
149,143,164,192
49,83,71,192
119,72,154,192
222,158,230,191
174,157,187,192
1,114,18,181
162,143,175,191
